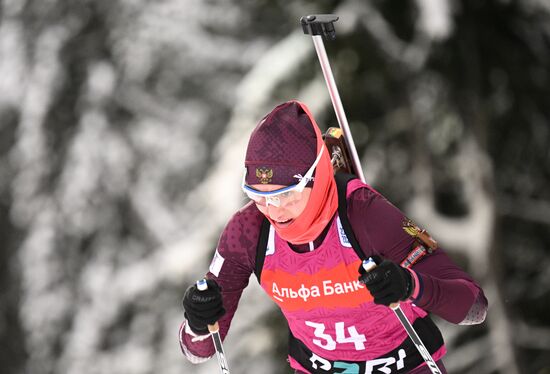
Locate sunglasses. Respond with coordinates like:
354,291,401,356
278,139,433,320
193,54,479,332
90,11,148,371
241,146,324,207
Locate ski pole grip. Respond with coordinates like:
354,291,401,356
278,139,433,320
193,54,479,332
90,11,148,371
300,14,339,40
362,259,400,310
196,279,221,333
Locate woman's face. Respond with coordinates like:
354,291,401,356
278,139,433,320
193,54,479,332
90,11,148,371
250,184,312,228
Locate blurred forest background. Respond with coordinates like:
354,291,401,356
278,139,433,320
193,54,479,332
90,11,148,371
1,0,549,373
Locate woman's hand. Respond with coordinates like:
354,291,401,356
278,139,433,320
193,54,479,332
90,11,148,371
358,256,413,306
182,278,225,334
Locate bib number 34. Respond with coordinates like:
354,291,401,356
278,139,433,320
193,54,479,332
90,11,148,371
305,321,367,351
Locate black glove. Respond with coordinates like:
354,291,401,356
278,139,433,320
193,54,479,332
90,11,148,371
358,256,413,306
182,279,225,335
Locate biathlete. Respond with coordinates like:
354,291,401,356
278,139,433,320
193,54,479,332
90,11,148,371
179,100,487,373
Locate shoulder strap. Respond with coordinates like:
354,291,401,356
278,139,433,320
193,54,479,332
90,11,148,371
254,217,271,283
334,173,367,261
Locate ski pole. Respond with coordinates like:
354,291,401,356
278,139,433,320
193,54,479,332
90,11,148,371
300,14,366,183
301,15,441,374
362,259,442,374
196,279,230,374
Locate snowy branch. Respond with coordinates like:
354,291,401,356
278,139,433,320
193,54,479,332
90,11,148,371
498,195,550,226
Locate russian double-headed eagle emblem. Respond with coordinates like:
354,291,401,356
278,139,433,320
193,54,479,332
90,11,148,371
256,168,273,184
402,219,438,250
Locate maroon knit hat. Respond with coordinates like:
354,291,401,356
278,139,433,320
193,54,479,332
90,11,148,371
245,101,318,187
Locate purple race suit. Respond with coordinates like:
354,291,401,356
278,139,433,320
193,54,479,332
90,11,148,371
179,179,487,373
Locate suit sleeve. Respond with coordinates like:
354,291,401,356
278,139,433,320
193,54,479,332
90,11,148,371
347,186,487,325
179,203,262,362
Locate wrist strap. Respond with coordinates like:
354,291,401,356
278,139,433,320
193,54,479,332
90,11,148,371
184,319,211,342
